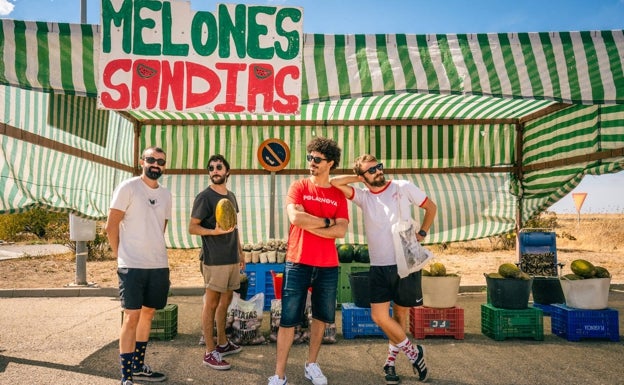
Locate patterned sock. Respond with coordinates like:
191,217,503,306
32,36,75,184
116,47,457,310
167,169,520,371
385,343,400,366
396,337,418,363
120,352,134,381
132,341,148,372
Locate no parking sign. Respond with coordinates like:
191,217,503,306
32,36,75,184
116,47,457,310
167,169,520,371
257,138,290,172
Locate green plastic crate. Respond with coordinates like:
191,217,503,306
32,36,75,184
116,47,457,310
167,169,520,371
481,303,543,341
151,304,178,340
336,262,370,305
121,303,178,340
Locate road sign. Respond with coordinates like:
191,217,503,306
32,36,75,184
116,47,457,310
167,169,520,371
257,138,290,172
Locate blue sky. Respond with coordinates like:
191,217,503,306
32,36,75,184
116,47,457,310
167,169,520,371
0,0,623,213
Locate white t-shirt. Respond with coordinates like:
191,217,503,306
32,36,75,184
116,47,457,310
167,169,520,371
351,180,428,266
110,176,172,269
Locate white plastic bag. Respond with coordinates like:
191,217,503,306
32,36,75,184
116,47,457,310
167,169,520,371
392,220,434,278
229,292,266,345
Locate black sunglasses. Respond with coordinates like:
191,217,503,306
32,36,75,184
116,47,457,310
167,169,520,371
361,163,383,175
209,164,224,172
306,154,328,164
144,157,166,166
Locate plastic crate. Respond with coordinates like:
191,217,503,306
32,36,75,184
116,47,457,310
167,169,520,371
150,304,178,340
531,302,560,316
244,263,285,311
341,303,391,339
122,304,178,340
410,306,464,339
550,304,620,342
337,263,370,305
481,303,543,341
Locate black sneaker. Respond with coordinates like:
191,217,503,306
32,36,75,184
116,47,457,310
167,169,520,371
383,364,400,385
412,345,429,382
132,364,167,382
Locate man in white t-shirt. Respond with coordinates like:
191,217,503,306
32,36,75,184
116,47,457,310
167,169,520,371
331,154,436,385
106,146,172,385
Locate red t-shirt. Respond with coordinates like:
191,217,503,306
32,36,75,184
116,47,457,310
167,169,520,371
286,178,349,267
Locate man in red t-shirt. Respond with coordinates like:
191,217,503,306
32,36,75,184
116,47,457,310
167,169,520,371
268,137,349,385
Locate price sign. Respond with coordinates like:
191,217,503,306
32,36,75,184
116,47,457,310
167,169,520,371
257,138,290,172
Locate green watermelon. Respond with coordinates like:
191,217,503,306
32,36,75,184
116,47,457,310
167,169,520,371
337,244,354,263
353,244,370,263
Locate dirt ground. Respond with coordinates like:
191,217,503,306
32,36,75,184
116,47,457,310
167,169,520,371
1,214,622,289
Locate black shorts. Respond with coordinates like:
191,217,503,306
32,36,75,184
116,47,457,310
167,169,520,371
118,268,170,310
369,265,423,307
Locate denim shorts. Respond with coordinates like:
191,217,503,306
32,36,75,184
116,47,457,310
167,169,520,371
279,262,338,327
118,268,170,310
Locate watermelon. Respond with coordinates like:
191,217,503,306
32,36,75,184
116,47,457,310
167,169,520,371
215,198,236,230
337,244,354,263
353,244,370,263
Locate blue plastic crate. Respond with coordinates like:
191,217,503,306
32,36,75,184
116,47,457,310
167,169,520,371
341,302,391,339
244,263,284,310
551,304,620,342
531,302,561,316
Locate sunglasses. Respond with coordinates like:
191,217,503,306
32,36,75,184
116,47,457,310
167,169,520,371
361,163,384,175
208,164,224,172
144,157,166,166
306,154,328,164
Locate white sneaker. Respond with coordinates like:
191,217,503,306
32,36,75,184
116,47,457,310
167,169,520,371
268,374,288,385
304,362,328,385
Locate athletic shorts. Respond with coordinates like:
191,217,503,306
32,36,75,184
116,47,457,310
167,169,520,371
118,268,170,310
369,265,423,307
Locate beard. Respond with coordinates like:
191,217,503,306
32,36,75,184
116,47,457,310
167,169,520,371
211,174,226,185
366,174,386,187
145,167,163,180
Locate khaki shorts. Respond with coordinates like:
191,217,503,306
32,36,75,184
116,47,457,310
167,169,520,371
202,263,240,293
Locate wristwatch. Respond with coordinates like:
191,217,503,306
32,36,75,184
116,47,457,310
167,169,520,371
418,229,427,237
324,218,331,228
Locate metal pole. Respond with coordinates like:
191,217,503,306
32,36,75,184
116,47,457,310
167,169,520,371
75,241,88,285
80,0,87,23
269,171,276,239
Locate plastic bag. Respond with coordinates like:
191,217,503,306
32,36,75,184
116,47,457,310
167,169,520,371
229,292,266,345
392,220,434,278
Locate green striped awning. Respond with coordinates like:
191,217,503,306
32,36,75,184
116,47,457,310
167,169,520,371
0,19,623,247
1,20,623,105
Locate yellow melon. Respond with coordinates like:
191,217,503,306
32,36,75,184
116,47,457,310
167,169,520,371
215,198,236,230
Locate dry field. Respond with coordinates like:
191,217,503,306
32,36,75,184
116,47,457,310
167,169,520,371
0,214,622,289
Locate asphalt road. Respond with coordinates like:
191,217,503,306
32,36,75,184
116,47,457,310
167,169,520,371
1,290,623,385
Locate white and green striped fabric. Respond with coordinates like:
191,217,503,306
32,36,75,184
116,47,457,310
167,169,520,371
0,20,623,247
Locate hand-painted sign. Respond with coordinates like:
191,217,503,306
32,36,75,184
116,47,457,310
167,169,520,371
98,1,303,114
257,138,290,172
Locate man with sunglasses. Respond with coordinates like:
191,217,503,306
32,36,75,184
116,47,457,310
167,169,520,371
106,146,172,385
189,154,244,371
268,137,349,385
330,154,437,385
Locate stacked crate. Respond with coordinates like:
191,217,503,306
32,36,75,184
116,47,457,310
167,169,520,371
244,263,285,310
410,307,464,340
122,303,178,340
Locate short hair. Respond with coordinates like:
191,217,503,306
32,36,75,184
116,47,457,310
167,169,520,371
306,137,341,170
142,146,166,159
353,154,378,175
206,154,231,171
